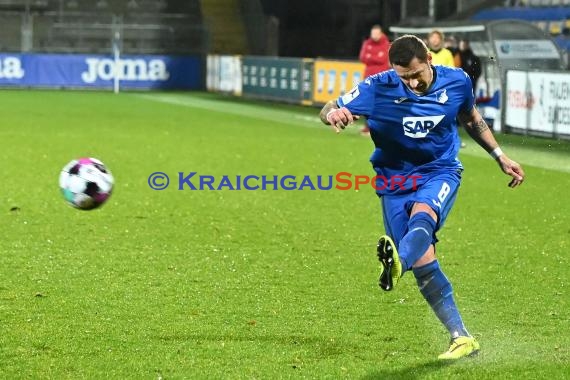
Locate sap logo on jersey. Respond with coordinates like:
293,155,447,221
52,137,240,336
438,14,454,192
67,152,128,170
81,58,170,83
402,115,445,138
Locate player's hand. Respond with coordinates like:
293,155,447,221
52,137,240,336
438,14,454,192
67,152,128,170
497,155,525,188
325,107,359,134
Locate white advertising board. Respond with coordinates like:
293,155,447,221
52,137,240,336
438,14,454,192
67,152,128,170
505,70,570,136
206,55,242,95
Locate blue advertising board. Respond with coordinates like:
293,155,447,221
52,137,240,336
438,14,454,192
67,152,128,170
0,53,202,90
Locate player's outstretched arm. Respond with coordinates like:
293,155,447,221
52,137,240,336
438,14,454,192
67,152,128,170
319,100,358,134
458,107,525,188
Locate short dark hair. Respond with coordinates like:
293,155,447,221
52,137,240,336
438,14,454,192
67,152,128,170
389,34,429,66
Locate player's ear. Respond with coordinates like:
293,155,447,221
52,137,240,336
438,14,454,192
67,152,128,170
426,53,433,65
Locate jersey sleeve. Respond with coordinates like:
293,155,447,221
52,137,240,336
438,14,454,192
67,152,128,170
336,77,376,117
459,71,475,113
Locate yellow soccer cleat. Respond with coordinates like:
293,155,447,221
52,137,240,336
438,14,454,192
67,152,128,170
438,336,480,360
377,235,402,291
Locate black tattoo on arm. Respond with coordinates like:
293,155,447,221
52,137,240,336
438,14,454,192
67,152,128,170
458,109,490,135
458,107,502,152
468,119,489,134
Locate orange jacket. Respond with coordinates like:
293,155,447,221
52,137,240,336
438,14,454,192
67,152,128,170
359,35,391,78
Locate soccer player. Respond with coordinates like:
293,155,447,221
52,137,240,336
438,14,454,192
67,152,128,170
319,35,525,359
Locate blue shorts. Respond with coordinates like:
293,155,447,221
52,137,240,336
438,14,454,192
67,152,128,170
379,171,461,248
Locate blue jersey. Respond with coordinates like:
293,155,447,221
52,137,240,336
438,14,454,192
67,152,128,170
337,66,474,195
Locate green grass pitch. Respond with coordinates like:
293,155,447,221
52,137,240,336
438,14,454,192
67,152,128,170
0,89,569,379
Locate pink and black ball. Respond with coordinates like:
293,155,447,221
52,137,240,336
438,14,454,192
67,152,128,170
60,157,114,210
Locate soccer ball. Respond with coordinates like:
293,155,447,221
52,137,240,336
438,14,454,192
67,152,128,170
59,157,114,210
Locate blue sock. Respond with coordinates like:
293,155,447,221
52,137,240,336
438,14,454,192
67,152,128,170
398,212,436,272
413,260,470,338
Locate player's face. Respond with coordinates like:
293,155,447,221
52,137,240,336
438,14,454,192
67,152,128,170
393,56,434,95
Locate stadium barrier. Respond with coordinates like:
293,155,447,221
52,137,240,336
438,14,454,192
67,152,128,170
0,53,202,90
207,55,366,106
207,54,314,104
505,70,570,139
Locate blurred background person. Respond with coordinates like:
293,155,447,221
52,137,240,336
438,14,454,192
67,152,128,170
459,39,482,95
359,24,390,136
444,35,462,68
427,30,455,67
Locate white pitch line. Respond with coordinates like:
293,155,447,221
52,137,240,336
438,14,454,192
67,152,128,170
135,93,321,130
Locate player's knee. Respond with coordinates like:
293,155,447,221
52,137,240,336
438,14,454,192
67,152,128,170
411,203,438,221
408,211,437,235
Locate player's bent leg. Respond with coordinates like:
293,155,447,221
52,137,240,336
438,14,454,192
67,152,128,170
397,207,437,271
377,235,402,291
